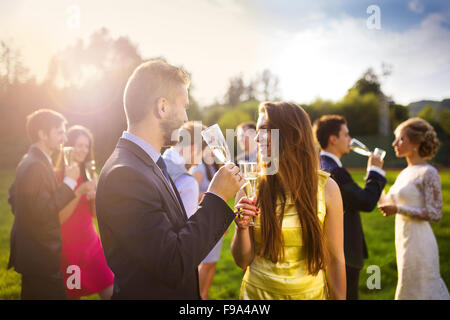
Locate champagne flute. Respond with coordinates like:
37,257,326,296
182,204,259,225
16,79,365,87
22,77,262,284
85,160,97,183
201,124,248,189
350,138,386,160
239,161,259,227
202,124,255,223
201,124,232,164
63,147,75,166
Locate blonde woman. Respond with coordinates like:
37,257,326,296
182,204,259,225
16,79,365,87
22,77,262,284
379,118,449,300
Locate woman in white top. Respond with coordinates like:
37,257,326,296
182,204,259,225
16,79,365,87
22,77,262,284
379,117,449,300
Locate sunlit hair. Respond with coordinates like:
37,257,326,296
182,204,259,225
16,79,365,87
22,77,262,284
26,109,67,143
56,125,95,181
123,58,190,125
395,117,440,159
178,121,221,180
236,121,256,132
257,102,326,275
312,115,347,150
177,121,206,147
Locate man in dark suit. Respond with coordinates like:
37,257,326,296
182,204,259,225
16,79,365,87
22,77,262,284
8,109,82,299
313,115,386,300
96,59,250,299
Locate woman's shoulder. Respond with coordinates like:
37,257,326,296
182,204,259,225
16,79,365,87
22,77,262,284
420,164,441,184
318,170,331,189
318,169,331,179
409,164,439,179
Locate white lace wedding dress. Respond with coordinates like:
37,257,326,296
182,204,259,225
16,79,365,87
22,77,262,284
387,164,449,300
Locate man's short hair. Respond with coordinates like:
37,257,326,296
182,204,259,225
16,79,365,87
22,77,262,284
312,115,347,149
26,109,67,143
236,121,256,132
123,59,190,125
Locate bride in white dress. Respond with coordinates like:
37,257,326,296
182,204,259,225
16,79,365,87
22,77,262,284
379,117,449,300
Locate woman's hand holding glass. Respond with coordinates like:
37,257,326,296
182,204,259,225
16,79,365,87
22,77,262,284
234,196,259,230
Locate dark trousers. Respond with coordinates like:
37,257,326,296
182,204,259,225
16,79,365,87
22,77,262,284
21,275,67,300
345,265,361,300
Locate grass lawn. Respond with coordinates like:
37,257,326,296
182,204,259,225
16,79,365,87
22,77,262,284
0,168,449,300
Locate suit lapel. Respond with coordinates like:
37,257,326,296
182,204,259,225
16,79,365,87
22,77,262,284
168,175,188,221
117,139,186,220
29,146,58,187
150,165,186,218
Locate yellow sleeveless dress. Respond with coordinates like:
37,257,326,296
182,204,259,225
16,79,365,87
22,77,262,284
239,170,330,300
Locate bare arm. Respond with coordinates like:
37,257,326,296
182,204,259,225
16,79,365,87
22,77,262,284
59,181,95,224
59,192,82,225
230,189,255,269
323,177,346,300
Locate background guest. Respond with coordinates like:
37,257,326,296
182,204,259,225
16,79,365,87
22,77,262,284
56,125,114,299
235,122,258,164
8,109,79,299
313,115,386,300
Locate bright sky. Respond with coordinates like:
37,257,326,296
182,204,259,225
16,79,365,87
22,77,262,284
1,0,449,106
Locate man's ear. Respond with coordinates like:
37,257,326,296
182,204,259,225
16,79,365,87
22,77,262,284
37,129,48,142
155,97,167,119
328,134,337,146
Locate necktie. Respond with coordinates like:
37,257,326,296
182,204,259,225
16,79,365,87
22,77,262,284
156,156,186,218
156,156,170,184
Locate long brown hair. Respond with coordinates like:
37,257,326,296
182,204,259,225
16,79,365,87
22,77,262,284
257,101,325,275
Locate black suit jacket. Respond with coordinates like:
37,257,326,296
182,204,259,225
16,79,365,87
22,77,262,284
320,155,386,269
8,146,76,277
96,138,235,299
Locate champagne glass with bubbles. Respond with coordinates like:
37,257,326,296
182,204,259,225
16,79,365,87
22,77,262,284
201,124,232,164
85,160,97,183
63,146,75,166
202,124,256,224
240,161,259,227
201,124,248,188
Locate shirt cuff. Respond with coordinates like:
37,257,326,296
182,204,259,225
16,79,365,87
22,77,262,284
368,166,386,177
63,177,77,191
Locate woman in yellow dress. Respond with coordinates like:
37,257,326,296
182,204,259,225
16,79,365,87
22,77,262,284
231,102,346,300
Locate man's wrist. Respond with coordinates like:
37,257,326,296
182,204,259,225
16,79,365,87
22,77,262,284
368,166,386,177
205,191,225,202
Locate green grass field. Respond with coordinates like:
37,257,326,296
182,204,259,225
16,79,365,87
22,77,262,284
0,168,449,300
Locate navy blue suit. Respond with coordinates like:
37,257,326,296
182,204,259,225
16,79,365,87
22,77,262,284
320,154,386,299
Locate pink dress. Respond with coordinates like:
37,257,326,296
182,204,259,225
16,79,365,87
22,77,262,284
59,174,114,298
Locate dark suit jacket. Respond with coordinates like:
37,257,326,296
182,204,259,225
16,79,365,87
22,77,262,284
8,146,76,277
96,138,235,299
320,155,386,269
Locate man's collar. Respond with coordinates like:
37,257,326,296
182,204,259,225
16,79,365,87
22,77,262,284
121,131,161,164
163,147,186,166
33,145,53,166
320,151,342,168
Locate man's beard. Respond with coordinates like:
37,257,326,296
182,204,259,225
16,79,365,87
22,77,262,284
160,117,185,147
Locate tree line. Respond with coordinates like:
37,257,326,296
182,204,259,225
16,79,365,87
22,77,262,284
1,29,449,168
